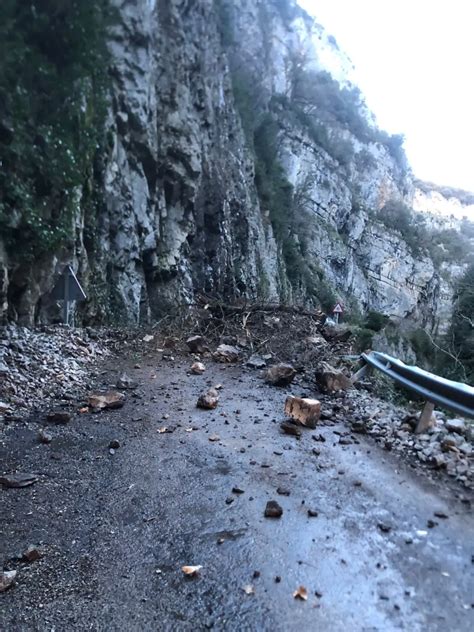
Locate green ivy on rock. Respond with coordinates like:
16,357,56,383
0,0,113,261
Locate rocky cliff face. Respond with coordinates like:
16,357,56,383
0,0,471,331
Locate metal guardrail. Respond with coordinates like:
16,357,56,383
355,352,474,430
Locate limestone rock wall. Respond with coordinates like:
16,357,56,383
0,0,470,331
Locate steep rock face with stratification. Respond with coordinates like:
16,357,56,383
0,0,471,330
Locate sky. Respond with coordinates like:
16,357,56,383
297,0,474,191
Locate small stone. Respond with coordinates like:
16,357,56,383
47,410,72,424
232,486,245,494
116,373,138,389
340,437,353,445
213,344,241,363
264,500,283,518
377,523,391,533
275,575,281,583
246,355,267,369
276,487,290,496
280,421,302,437
197,389,219,410
209,434,220,442
307,509,319,517
0,473,38,488
38,429,52,444
109,439,120,449
23,545,43,562
351,421,367,434
0,400,12,414
427,519,438,528
190,362,206,375
186,335,208,354
0,570,17,592
88,391,125,411
312,448,320,456
445,418,466,435
433,511,448,519
225,497,234,505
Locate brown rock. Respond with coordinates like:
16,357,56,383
88,391,125,411
280,421,302,437
197,388,219,409
264,500,283,518
284,396,321,429
265,363,296,387
315,362,352,392
190,362,206,375
23,545,43,562
213,344,241,363
441,437,458,453
186,335,208,353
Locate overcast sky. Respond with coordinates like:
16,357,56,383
297,0,474,192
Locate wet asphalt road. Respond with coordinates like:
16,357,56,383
1,352,473,631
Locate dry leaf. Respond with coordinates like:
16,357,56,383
157,427,168,434
242,584,255,595
293,586,308,600
182,565,202,576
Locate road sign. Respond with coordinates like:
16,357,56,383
332,302,344,314
51,266,86,324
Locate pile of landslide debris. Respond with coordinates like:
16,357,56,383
0,302,472,488
0,325,110,420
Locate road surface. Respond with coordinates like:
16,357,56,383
1,350,473,631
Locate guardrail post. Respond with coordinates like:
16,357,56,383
415,401,435,434
351,354,372,384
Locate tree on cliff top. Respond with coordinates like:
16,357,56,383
446,263,474,383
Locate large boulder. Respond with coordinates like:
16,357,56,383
265,363,296,386
284,396,321,429
315,362,352,392
213,344,240,363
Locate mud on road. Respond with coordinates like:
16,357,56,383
1,348,473,631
